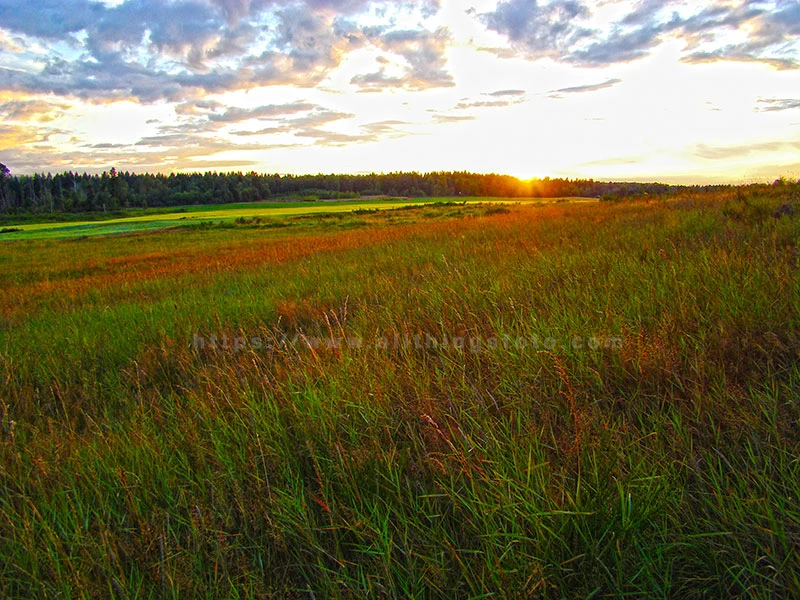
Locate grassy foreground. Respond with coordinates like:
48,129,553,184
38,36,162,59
1,193,799,597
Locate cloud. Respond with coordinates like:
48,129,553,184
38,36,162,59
488,89,526,97
233,113,413,146
480,0,592,59
431,113,476,124
619,0,677,27
272,5,353,74
293,129,363,144
567,22,669,66
694,138,800,160
0,98,68,121
554,78,622,95
0,123,44,150
548,78,621,97
451,90,528,110
423,89,528,124
0,0,104,40
350,69,407,90
304,118,417,145
478,0,800,69
229,126,284,136
679,2,800,69
207,0,272,24
158,98,363,150
0,0,451,102
454,99,517,109
682,51,797,70
354,27,454,90
207,102,317,123
289,109,355,128
757,98,800,112
219,105,361,145
361,119,411,135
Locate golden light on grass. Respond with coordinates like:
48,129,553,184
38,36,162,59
1,188,799,596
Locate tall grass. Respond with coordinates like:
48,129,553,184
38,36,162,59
1,194,798,597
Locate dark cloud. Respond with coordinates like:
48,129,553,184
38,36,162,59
757,98,800,112
488,89,526,96
480,0,592,59
0,0,104,39
549,78,621,96
479,0,800,69
351,70,407,90
273,5,347,73
567,23,669,66
0,0,450,102
208,0,272,24
620,0,677,27
679,1,799,69
680,3,765,38
0,54,212,102
104,0,223,55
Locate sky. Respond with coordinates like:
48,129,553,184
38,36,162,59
0,0,799,183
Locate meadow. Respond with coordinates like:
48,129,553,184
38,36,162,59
0,190,798,598
0,197,574,241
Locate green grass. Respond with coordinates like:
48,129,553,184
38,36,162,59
0,197,577,241
1,191,798,597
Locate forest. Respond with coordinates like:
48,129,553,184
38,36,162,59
0,163,719,214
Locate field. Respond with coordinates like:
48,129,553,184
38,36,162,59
1,191,799,597
0,197,584,241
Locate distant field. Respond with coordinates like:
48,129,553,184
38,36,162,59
0,197,589,241
1,190,798,598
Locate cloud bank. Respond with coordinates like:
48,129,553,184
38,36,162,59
481,0,800,69
1,0,797,106
0,0,452,102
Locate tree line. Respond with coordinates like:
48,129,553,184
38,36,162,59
0,163,751,215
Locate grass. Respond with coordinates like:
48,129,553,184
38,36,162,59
1,192,799,597
0,197,570,241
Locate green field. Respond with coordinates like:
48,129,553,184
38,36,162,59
1,192,798,597
0,197,587,241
